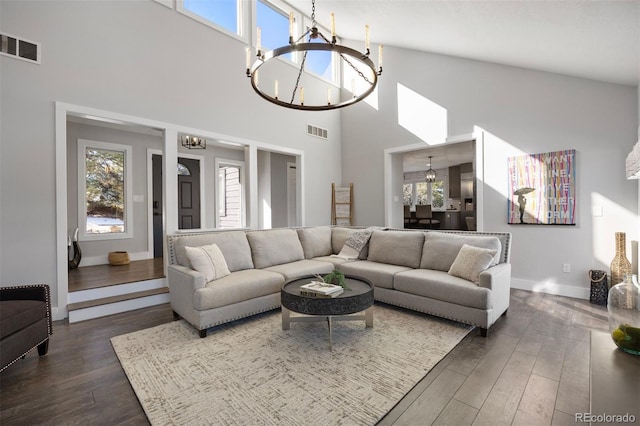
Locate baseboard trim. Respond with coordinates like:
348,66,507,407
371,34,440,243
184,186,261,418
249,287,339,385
511,278,590,300
79,251,152,267
68,293,170,323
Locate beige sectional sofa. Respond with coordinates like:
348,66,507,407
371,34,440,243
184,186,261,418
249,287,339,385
167,226,511,338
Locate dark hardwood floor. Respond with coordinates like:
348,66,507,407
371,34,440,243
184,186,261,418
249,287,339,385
0,289,611,425
68,258,165,292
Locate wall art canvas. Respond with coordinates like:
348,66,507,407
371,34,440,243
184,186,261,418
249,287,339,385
507,149,576,225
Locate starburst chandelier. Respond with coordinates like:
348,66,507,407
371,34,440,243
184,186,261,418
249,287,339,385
245,0,383,111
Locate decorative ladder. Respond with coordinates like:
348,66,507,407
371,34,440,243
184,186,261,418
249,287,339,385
331,183,353,226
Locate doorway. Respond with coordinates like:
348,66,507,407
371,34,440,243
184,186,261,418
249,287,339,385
287,162,297,227
152,154,203,258
177,157,201,230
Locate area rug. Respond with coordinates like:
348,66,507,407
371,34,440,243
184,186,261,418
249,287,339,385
111,305,473,425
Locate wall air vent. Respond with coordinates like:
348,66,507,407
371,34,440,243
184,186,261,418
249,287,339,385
307,124,328,140
1,33,40,64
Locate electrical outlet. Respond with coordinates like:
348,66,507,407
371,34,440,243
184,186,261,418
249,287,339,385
563,263,571,273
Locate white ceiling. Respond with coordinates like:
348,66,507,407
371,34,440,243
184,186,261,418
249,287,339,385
288,0,640,87
286,0,639,172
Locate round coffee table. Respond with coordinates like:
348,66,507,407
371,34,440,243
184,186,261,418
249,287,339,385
281,275,374,349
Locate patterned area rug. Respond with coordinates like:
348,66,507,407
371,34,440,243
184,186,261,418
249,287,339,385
111,304,473,425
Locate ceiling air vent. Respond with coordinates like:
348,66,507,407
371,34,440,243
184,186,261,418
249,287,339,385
307,124,328,140
1,33,40,64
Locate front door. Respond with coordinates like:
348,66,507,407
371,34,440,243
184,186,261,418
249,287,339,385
152,154,163,257
178,157,201,229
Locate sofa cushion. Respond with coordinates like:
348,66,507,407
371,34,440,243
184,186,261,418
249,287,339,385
297,227,333,259
193,269,285,311
185,244,231,282
246,229,305,269
265,259,334,281
367,230,424,269
0,300,46,339
173,231,254,272
420,232,502,272
448,244,498,284
311,256,353,267
338,260,412,289
394,269,491,310
331,227,370,259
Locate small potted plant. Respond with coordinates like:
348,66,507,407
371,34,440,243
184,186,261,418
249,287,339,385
316,269,349,290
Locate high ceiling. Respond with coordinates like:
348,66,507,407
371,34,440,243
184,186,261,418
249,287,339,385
288,0,640,86
286,0,639,173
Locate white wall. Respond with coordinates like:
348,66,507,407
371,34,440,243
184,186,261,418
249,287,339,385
342,44,639,298
0,0,342,309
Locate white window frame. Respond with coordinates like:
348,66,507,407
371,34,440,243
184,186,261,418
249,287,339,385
403,174,448,211
77,139,133,241
301,16,338,85
177,0,245,42
214,158,246,228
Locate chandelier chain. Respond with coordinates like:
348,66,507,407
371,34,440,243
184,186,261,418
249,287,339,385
291,52,308,104
340,53,374,85
311,0,316,29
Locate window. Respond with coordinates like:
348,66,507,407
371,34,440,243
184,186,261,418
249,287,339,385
404,178,446,209
78,140,132,240
304,23,333,80
177,163,191,176
178,0,241,36
402,183,412,205
302,18,335,82
256,0,292,61
216,159,245,228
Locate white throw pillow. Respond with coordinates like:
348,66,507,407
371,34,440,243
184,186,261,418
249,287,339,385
448,244,498,284
185,243,231,282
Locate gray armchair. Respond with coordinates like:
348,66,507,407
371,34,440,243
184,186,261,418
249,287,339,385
1,284,53,372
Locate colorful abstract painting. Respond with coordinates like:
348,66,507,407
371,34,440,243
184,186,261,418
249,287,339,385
507,149,576,225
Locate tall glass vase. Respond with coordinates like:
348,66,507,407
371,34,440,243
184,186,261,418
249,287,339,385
610,232,632,287
608,275,640,355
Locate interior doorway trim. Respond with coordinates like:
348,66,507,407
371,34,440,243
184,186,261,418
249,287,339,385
55,102,305,320
383,132,482,230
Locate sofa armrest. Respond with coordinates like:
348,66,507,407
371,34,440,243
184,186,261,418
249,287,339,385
479,263,511,315
168,265,206,293
0,284,49,303
478,263,511,291
0,284,52,333
167,264,206,317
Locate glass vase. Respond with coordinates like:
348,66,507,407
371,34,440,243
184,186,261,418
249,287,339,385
607,274,640,355
609,232,632,287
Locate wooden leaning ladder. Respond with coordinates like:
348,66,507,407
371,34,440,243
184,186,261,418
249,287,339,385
331,183,353,226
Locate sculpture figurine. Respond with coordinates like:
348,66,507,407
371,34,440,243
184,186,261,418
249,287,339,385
68,227,82,270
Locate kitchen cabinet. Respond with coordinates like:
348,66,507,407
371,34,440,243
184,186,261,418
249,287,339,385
434,211,461,229
445,211,460,229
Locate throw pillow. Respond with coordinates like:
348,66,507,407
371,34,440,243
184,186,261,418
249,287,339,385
448,244,498,284
185,243,231,282
335,227,375,260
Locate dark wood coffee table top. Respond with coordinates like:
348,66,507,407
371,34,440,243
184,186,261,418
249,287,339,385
281,275,374,316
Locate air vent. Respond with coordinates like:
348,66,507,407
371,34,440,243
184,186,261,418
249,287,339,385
1,33,40,64
307,124,328,140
